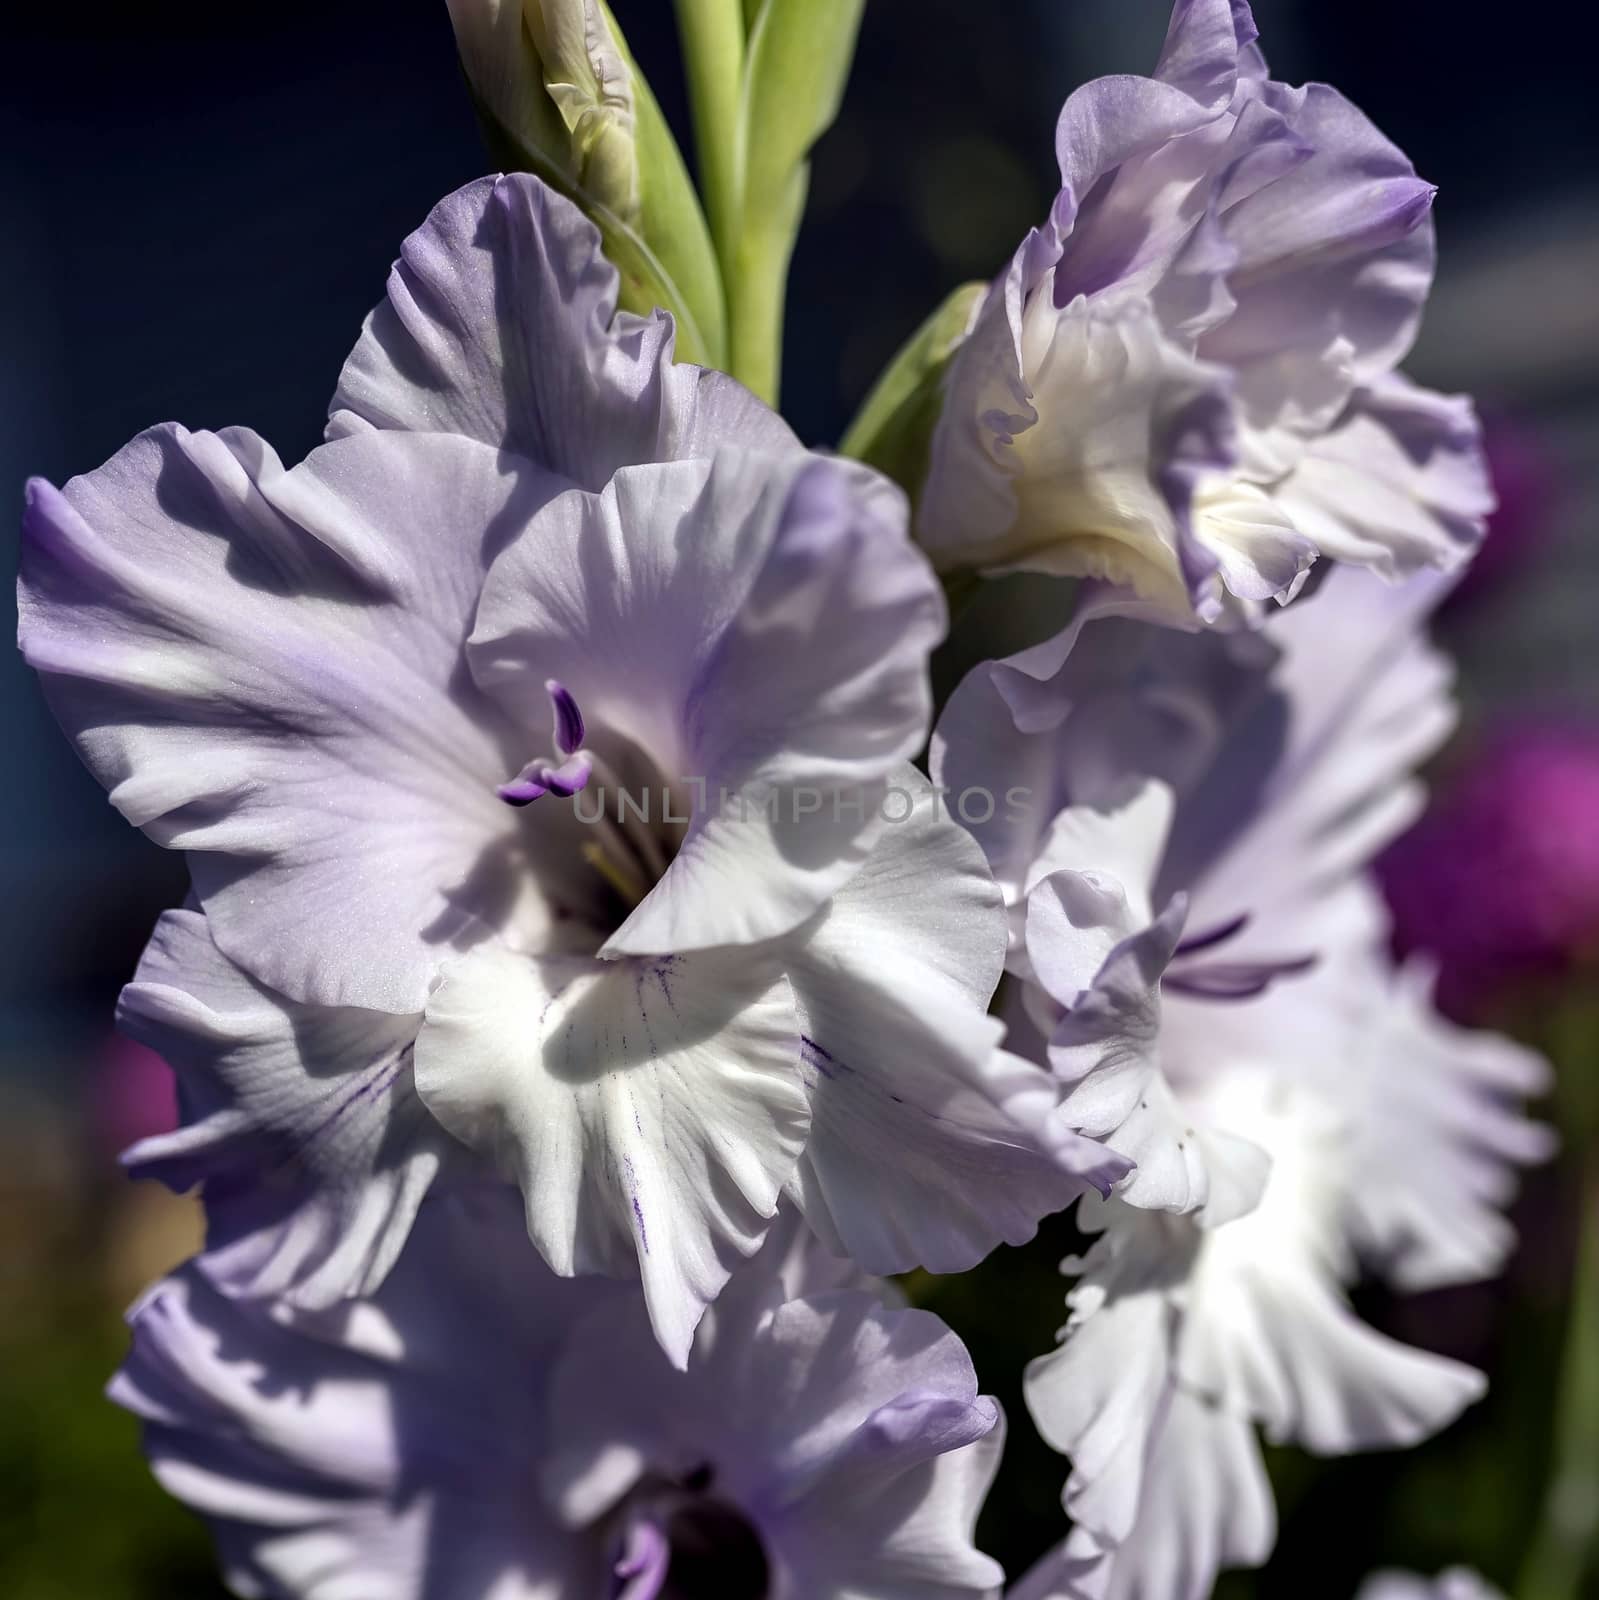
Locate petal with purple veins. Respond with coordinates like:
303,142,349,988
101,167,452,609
414,939,807,1368
19,428,561,1015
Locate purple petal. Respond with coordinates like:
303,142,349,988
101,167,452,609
18,427,558,1015
115,907,445,1310
327,173,797,476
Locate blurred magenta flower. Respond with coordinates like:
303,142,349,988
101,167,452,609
92,1033,178,1162
1380,724,1599,1016
1445,415,1561,613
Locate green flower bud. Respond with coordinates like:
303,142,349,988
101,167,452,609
524,0,639,222
445,0,726,366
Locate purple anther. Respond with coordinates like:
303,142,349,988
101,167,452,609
497,751,593,808
547,678,586,756
1174,912,1250,959
1164,953,1318,1001
612,1517,670,1600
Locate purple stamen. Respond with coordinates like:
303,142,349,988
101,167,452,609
1174,911,1250,958
547,678,585,756
497,751,593,808
612,1518,670,1600
1164,953,1318,1001
498,776,550,806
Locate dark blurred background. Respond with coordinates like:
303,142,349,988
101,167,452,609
2,2,1596,1595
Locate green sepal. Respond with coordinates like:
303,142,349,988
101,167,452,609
598,2,727,365
838,281,985,501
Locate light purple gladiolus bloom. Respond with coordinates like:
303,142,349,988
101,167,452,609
110,1195,1007,1600
19,172,1114,1368
921,0,1490,625
936,569,1550,1599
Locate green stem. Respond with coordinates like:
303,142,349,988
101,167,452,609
672,0,744,271
1518,997,1599,1600
1518,1176,1599,1600
728,221,792,405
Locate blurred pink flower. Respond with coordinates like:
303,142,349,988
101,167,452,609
1445,416,1560,613
92,1033,177,1162
1380,724,1599,1016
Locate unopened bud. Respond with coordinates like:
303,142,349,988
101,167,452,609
524,0,639,221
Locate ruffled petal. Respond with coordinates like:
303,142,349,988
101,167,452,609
1169,563,1461,942
1204,82,1435,471
544,1278,1004,1595
781,780,1121,1274
1026,1190,1272,1600
19,428,554,1013
921,0,1450,618
1029,879,1263,1220
328,172,794,475
1274,374,1491,578
1182,1240,1486,1452
926,292,1238,624
1092,1389,1275,1600
110,1195,593,1600
1025,1210,1186,1547
414,939,807,1366
1235,945,1554,1293
930,607,1207,907
1175,1076,1487,1453
117,908,445,1310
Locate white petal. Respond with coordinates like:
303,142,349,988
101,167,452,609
1032,890,1255,1220
781,780,1118,1273
1025,1216,1180,1546
1340,958,1553,1290
1025,779,1176,928
1097,1389,1275,1600
468,451,942,956
1107,1073,1270,1222
1182,1249,1486,1452
1176,1076,1487,1452
414,940,807,1366
929,291,1236,622
1274,374,1490,579
1192,478,1317,601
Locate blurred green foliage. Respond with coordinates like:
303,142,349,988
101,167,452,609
0,1177,223,1598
